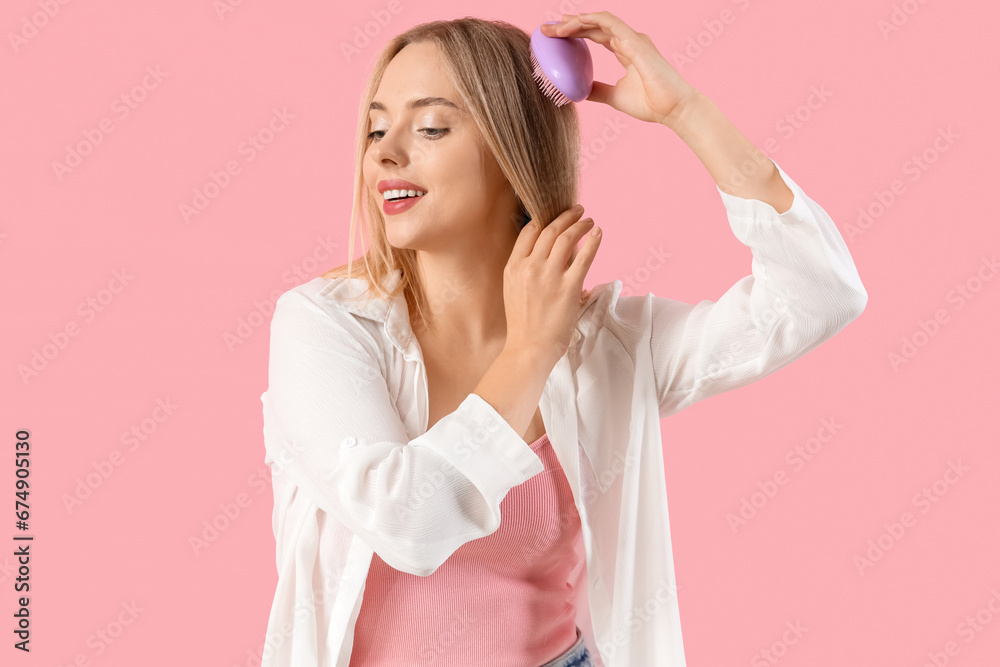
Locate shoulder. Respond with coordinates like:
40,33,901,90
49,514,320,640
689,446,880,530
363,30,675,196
579,279,649,335
276,275,381,315
272,276,388,348
575,279,655,370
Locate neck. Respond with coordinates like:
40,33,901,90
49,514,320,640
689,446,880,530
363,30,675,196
411,254,511,355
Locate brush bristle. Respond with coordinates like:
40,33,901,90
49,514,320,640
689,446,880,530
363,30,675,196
530,49,572,107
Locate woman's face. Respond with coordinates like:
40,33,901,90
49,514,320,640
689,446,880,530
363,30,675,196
363,40,519,255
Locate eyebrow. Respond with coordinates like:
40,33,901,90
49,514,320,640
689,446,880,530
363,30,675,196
369,97,461,112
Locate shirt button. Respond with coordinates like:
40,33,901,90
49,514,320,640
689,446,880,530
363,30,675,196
342,436,357,448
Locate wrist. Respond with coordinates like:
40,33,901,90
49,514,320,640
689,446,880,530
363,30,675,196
500,341,558,374
660,88,707,134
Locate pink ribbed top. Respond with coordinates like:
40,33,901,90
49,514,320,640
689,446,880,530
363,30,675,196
349,432,583,667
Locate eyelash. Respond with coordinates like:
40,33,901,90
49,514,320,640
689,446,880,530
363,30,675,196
367,128,448,141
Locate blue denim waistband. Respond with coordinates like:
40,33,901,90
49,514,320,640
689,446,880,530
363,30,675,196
537,627,592,667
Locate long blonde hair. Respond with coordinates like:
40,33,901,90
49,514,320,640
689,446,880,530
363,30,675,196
322,17,582,333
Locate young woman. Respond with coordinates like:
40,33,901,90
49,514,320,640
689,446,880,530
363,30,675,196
259,12,868,667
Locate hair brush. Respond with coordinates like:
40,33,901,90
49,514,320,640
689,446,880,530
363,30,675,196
530,21,594,106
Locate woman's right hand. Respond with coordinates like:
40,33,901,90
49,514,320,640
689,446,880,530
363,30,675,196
503,204,603,366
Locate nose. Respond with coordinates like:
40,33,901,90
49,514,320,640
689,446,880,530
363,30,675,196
370,128,407,166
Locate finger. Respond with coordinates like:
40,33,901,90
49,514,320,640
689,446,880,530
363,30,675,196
586,80,614,106
553,12,651,64
548,20,612,47
551,27,635,72
510,217,542,262
567,243,579,270
531,204,586,260
549,216,595,267
567,223,602,282
553,11,630,42
564,219,595,268
577,10,635,33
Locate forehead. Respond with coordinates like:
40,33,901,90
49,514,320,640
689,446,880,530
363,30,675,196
371,41,463,113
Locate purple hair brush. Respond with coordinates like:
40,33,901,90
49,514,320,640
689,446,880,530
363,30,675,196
530,21,594,106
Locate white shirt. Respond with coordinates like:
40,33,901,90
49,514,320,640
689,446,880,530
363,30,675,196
259,159,868,667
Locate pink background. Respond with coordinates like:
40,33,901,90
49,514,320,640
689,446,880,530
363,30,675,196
3,0,998,665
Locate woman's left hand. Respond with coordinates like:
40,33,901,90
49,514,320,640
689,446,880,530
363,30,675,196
541,11,698,126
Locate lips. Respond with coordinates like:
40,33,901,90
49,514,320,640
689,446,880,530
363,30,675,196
378,179,426,194
382,193,424,215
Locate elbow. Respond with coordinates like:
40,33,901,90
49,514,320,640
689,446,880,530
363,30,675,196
780,285,868,347
840,264,870,320
846,284,869,321
812,285,868,341
823,280,869,329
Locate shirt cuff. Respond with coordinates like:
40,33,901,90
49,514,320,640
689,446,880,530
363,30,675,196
715,158,811,223
410,393,545,500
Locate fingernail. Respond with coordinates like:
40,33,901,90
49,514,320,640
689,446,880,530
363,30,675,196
590,226,601,237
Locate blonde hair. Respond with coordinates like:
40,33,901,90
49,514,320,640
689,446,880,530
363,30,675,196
321,17,582,333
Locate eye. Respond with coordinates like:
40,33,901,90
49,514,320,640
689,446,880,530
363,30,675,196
367,128,449,141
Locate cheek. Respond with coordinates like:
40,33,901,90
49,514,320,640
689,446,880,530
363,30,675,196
361,154,374,183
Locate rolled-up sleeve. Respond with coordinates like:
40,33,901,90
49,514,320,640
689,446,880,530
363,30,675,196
642,159,869,418
261,289,544,576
